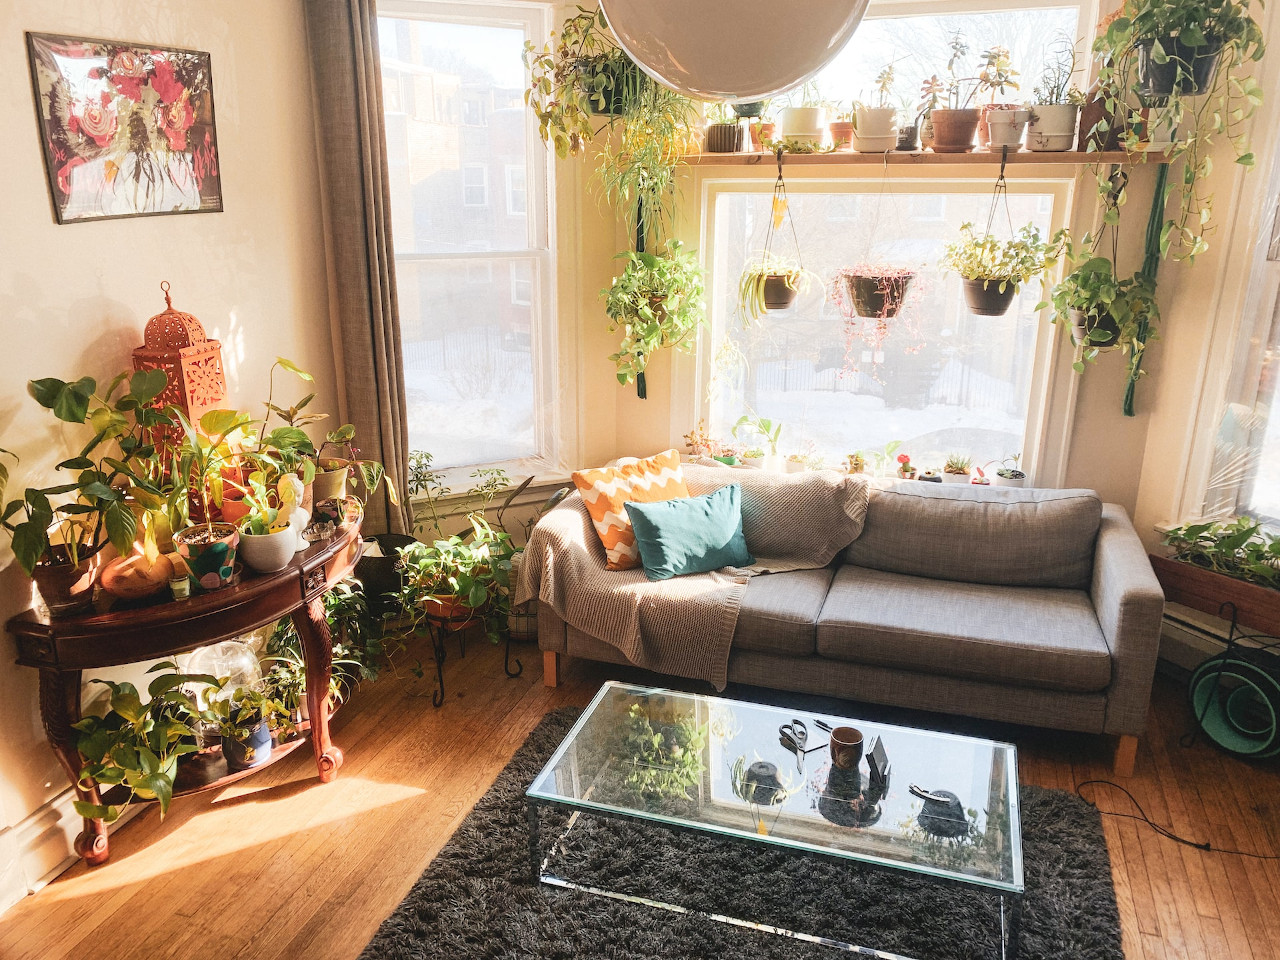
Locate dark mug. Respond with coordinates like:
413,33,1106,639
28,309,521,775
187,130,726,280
830,726,864,770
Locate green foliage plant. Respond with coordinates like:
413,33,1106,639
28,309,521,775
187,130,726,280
1039,252,1159,374
316,424,399,507
618,703,707,804
1091,0,1266,261
732,413,784,456
1163,516,1280,588
941,222,1067,294
602,241,707,385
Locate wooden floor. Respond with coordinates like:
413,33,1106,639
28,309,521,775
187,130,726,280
1,635,1277,960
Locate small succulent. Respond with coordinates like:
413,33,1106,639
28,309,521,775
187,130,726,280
944,454,972,474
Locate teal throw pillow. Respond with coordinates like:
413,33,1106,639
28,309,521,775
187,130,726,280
623,483,754,581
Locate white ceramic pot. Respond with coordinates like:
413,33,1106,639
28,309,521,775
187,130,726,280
778,106,825,144
852,106,898,152
238,527,298,573
991,473,1027,488
941,471,970,484
742,457,765,469
986,108,1030,148
1026,103,1080,152
785,459,807,473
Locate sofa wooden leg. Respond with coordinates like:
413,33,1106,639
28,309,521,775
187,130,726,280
543,650,560,688
1114,735,1138,777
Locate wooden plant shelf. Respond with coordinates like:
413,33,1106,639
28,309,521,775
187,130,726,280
683,149,1145,167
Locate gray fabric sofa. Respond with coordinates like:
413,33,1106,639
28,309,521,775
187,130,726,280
538,480,1165,775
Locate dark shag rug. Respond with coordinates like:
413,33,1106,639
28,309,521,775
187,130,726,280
361,708,1122,960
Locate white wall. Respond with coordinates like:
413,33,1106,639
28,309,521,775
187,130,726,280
0,0,335,910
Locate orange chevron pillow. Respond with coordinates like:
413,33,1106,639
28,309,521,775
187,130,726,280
572,449,690,570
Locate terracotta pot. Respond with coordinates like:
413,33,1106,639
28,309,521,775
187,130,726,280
844,272,914,319
928,109,979,153
963,278,1017,317
100,551,174,600
705,122,743,153
31,546,104,617
425,594,477,629
762,275,799,311
219,496,252,526
828,121,854,151
312,465,350,503
174,523,239,591
751,121,775,151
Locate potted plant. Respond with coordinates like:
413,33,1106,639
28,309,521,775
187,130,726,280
943,453,972,483
71,661,220,822
942,222,1066,317
742,448,767,469
312,423,398,509
738,251,813,322
976,45,1025,147
991,454,1027,487
205,685,292,771
827,103,854,152
602,241,706,391
235,477,298,574
2,370,175,614
830,265,916,320
896,452,916,479
926,32,982,153
1152,517,1280,632
173,408,256,591
733,100,767,119
846,452,866,474
784,453,808,473
919,468,941,482
704,101,743,153
852,65,900,152
394,513,516,643
1093,0,1265,261
732,413,783,470
1039,251,1159,375
1028,34,1086,151
777,82,826,147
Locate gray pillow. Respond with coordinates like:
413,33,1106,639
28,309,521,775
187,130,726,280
842,482,1102,589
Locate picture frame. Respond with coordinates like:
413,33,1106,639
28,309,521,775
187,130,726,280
26,32,223,224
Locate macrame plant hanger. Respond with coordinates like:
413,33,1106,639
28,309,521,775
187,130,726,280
985,146,1016,246
763,147,805,278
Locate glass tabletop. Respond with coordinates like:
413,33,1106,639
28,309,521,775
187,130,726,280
528,681,1023,894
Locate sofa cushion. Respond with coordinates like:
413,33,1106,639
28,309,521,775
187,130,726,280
625,484,753,581
572,448,689,570
816,565,1112,693
683,463,869,570
842,482,1102,589
732,567,834,656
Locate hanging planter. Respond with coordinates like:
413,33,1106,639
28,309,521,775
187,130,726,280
832,268,916,319
736,149,814,324
962,278,1017,316
1069,308,1121,348
1135,35,1223,97
942,223,1065,319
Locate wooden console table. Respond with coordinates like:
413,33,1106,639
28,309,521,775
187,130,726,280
7,501,363,865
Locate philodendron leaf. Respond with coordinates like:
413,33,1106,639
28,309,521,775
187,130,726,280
104,500,138,556
275,357,314,381
29,377,96,423
73,801,123,823
129,368,168,405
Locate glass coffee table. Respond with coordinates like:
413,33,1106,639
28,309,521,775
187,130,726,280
527,681,1023,959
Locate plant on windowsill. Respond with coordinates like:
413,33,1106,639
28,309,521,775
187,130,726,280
976,45,1027,148
1091,0,1265,260
1028,33,1087,151
925,32,984,153
991,454,1027,487
313,423,398,508
1153,517,1280,631
602,240,707,394
941,222,1067,317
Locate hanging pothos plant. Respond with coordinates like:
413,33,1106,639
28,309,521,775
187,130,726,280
602,241,706,393
1090,0,1265,261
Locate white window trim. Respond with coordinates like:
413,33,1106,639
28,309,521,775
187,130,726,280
505,163,527,217
684,167,1077,488
379,0,566,480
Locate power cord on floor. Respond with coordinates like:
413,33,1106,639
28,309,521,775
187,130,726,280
1075,779,1280,860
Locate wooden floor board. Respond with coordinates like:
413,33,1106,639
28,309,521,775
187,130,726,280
0,646,1276,960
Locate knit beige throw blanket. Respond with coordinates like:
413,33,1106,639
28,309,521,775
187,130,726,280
516,466,869,690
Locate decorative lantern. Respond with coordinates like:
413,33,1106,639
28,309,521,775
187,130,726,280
132,281,227,437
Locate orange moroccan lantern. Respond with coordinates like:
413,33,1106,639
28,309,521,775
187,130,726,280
132,281,227,435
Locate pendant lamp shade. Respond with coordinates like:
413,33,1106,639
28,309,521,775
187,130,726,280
599,0,871,102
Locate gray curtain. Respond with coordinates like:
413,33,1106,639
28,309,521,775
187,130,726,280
304,0,411,535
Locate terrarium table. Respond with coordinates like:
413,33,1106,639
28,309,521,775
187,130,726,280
7,500,363,865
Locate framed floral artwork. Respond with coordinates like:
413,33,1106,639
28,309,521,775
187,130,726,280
26,33,223,224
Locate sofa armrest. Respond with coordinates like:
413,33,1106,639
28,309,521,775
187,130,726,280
1091,504,1165,736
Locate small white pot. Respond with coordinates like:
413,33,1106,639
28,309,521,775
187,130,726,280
778,106,825,142
941,471,970,484
238,527,298,573
785,459,808,473
1026,103,1080,152
742,457,765,469
991,473,1027,488
852,106,898,152
986,108,1030,148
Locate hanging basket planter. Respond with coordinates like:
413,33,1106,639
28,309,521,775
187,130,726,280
1069,308,1121,348
763,275,800,311
843,271,916,319
962,278,1017,317
1135,36,1223,98
737,149,813,323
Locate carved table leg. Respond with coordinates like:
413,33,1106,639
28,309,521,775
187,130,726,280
40,668,109,865
291,598,344,782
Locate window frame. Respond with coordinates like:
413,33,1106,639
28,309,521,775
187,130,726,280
689,168,1077,486
378,0,562,485
461,164,489,207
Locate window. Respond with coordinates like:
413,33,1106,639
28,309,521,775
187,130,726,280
379,2,554,471
705,182,1063,469
505,164,527,217
462,165,488,207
